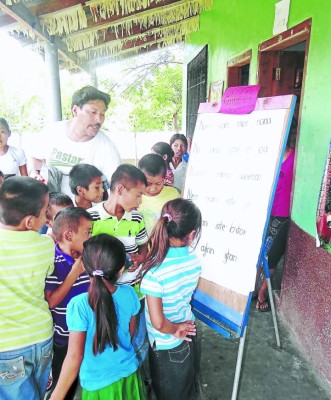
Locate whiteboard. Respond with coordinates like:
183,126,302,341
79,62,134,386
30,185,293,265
184,96,295,297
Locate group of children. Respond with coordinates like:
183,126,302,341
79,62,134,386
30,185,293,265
0,143,203,400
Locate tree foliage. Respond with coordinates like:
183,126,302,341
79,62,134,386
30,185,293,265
121,64,182,132
99,47,183,133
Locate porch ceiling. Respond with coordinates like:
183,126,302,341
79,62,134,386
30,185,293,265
0,0,212,73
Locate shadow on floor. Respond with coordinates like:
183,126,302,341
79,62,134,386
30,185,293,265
199,301,330,400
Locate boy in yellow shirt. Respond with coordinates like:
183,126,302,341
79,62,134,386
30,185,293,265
138,153,180,236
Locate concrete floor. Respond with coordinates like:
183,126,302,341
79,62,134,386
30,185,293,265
72,299,330,400
62,259,331,400
199,300,330,400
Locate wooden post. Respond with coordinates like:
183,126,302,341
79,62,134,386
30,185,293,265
44,42,62,122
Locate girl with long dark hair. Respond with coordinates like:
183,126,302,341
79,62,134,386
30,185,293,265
50,234,146,400
140,198,202,400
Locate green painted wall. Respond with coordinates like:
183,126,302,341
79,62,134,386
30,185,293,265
185,0,331,236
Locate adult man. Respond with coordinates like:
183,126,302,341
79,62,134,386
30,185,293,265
31,86,121,195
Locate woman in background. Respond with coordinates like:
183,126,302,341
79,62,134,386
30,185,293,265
169,133,188,193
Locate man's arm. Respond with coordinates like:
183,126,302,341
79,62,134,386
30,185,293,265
30,156,46,181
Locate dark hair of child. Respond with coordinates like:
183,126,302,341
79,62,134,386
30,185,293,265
52,207,92,242
138,153,167,177
0,176,48,226
71,86,110,109
69,164,103,195
82,234,126,355
0,117,10,132
109,164,147,192
151,142,174,162
143,198,202,272
169,133,188,148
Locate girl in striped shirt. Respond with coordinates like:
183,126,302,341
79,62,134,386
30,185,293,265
140,198,202,400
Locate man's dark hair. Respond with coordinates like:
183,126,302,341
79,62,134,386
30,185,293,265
0,176,49,226
69,164,103,195
52,207,92,242
138,153,167,177
109,164,147,192
71,86,111,109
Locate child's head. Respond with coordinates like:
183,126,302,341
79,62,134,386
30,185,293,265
0,170,4,185
138,153,166,197
52,207,93,253
151,142,174,165
144,198,202,270
0,118,11,148
45,192,74,228
83,234,126,354
69,163,104,203
109,164,147,210
0,176,49,231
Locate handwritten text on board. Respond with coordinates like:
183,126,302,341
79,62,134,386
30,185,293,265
183,109,288,295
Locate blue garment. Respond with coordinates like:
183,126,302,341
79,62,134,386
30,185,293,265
182,152,190,163
131,301,149,366
45,244,90,345
140,246,201,350
0,337,53,400
67,286,140,391
38,224,48,234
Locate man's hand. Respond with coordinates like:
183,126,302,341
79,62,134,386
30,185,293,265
30,169,46,183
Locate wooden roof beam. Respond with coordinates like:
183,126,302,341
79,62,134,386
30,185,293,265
0,0,90,73
85,32,184,67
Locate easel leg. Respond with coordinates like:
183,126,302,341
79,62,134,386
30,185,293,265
231,326,247,400
266,277,281,347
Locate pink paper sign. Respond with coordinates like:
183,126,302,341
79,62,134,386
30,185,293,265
220,85,260,114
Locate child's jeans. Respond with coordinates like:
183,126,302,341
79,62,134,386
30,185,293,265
0,337,53,400
149,333,201,400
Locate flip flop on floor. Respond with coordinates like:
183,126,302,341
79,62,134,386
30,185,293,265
256,299,270,312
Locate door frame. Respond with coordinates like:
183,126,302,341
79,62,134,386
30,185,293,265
257,18,311,130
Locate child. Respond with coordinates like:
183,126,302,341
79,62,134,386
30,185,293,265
44,192,74,239
140,198,202,400
151,141,174,187
0,117,28,178
69,163,104,209
0,176,54,399
50,234,147,400
138,153,180,235
169,133,188,193
88,163,148,274
87,163,149,375
45,207,93,399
